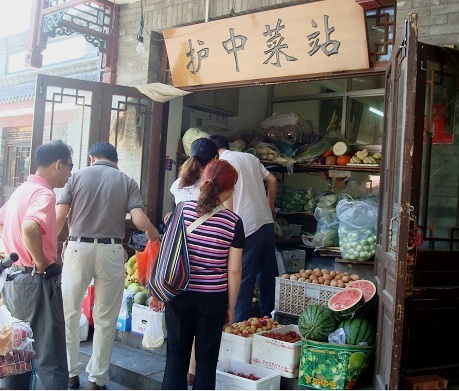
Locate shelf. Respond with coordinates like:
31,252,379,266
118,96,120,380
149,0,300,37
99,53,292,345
335,257,375,266
275,237,303,245
263,162,380,174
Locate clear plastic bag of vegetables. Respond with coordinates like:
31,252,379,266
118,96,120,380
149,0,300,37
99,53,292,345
281,187,308,213
336,198,378,261
312,207,339,249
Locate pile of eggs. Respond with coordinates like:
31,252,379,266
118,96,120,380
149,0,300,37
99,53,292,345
280,268,360,288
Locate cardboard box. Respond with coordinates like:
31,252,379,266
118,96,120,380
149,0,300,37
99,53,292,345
298,339,374,390
82,285,95,325
218,332,253,363
116,290,134,332
251,325,301,378
403,374,448,390
131,303,151,335
216,359,281,390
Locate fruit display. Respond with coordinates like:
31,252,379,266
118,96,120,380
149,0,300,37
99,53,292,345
345,280,376,303
280,268,360,288
223,316,281,337
261,330,301,343
298,304,339,342
225,370,260,381
349,149,381,165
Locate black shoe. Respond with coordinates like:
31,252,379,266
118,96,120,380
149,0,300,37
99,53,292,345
68,375,80,390
89,381,107,390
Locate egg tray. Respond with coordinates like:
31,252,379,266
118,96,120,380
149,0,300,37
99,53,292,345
274,277,343,316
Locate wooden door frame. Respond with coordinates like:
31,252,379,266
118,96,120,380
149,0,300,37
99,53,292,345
31,73,167,225
374,13,420,389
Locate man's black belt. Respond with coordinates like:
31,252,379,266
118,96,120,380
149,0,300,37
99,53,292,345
68,237,122,244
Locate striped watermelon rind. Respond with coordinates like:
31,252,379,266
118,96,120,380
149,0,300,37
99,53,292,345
339,317,375,345
328,288,365,319
346,280,376,303
298,304,339,342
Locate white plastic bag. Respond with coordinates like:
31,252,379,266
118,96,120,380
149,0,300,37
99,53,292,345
142,310,165,350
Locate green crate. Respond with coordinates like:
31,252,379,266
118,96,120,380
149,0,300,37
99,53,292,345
298,339,374,390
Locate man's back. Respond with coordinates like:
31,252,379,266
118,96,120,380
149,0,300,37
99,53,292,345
59,161,143,239
220,149,273,236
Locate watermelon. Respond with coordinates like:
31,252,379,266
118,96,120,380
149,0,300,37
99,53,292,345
346,280,376,303
339,317,375,345
298,304,338,342
328,288,364,319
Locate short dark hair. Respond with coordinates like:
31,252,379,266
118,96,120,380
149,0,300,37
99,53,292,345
88,142,118,162
209,134,230,150
35,140,73,168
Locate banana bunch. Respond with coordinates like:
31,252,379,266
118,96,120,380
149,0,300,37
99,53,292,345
125,255,139,282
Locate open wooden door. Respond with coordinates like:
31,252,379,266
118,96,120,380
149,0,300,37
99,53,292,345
375,13,459,388
31,74,168,227
373,14,420,390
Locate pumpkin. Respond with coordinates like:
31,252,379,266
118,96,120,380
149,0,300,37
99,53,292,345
336,155,351,165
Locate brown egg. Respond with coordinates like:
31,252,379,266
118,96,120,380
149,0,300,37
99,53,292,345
306,279,312,283
323,274,332,281
335,274,342,280
282,274,290,279
321,269,330,274
318,277,325,284
337,282,345,288
311,279,319,284
324,279,331,286
351,274,360,281
305,269,313,274
299,269,305,274
329,271,337,277
343,272,350,276
313,268,321,273
298,277,306,282
314,270,323,277
330,280,338,287
341,275,350,283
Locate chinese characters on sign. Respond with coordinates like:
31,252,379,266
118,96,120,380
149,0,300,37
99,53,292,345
163,0,369,87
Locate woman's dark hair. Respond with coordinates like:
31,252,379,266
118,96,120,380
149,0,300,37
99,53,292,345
35,140,73,168
209,134,230,150
179,138,217,187
196,160,238,215
89,142,118,162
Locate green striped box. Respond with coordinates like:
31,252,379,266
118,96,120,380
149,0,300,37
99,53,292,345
298,339,374,390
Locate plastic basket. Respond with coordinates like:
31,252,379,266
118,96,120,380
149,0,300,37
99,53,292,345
298,339,374,390
274,277,342,316
274,312,299,326
0,321,37,378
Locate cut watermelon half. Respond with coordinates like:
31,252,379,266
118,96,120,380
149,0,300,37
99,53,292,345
346,280,376,303
328,288,364,319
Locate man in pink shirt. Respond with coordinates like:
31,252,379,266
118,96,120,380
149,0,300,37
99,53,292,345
0,140,73,390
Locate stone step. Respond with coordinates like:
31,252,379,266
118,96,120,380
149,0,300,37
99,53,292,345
79,331,166,390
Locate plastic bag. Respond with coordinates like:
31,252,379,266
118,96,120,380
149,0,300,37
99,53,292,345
336,199,378,261
127,231,148,252
142,310,165,350
136,240,161,286
312,207,339,249
0,309,13,356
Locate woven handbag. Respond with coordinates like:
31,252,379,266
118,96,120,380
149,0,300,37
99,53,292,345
149,202,223,303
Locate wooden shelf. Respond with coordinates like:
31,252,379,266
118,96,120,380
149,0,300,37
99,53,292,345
335,257,375,266
263,161,381,174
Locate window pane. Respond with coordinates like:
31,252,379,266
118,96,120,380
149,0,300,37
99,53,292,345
346,95,384,146
273,79,346,98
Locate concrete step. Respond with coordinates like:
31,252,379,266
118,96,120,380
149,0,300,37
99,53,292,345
79,331,166,390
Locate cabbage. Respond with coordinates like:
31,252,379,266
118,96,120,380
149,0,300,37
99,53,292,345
182,128,209,155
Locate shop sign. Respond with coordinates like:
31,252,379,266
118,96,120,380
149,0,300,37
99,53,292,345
163,0,369,88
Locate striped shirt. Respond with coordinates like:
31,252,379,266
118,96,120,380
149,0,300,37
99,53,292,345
183,201,245,293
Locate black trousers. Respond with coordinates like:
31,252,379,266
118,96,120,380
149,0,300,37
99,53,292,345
1,273,68,390
161,291,228,390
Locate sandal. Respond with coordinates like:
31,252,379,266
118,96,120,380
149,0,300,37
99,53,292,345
187,373,195,385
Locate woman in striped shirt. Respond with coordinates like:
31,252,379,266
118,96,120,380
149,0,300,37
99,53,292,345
161,159,244,390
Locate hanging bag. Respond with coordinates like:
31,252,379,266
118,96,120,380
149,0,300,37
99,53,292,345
149,202,223,303
142,310,166,350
